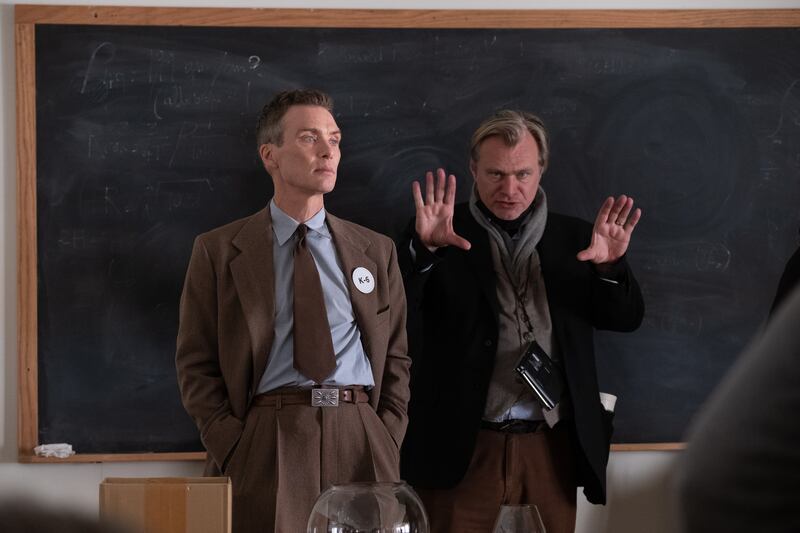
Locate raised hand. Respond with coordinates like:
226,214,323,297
412,168,471,252
576,195,642,264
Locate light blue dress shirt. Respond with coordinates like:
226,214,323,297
256,200,375,393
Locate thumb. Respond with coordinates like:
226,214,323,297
449,234,472,251
576,247,595,262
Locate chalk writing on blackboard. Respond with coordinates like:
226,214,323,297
30,23,800,453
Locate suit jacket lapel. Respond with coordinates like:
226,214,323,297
326,214,379,365
230,207,275,394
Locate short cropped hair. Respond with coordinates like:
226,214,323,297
469,110,549,173
256,89,334,147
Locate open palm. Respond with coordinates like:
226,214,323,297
412,168,471,252
577,195,642,264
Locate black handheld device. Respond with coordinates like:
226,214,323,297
515,340,565,410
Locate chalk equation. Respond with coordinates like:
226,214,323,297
71,179,214,224
77,41,263,106
638,241,732,274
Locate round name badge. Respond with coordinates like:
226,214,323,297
352,267,375,294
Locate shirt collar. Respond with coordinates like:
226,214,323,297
269,199,330,246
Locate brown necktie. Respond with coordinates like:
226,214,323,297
292,224,336,383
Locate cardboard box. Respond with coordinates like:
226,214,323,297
99,477,231,533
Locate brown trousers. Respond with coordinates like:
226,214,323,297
224,392,400,533
416,425,577,533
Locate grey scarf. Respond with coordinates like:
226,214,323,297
469,186,556,421
468,185,548,287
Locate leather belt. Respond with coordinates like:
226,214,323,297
252,387,369,408
481,419,546,434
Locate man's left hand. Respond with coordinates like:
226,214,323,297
577,195,642,264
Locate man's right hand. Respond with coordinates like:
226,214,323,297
412,168,471,252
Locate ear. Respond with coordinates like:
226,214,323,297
469,159,478,180
259,144,276,171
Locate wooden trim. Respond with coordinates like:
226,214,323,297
14,6,800,29
16,21,39,462
19,4,795,460
12,13,206,464
19,452,206,463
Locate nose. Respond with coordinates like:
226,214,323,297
498,176,515,196
318,141,332,159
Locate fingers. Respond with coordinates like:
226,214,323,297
445,173,457,206
615,196,634,225
625,207,642,231
425,171,435,206
412,180,424,211
599,195,640,229
595,196,615,227
606,195,629,225
414,168,456,209
435,168,446,203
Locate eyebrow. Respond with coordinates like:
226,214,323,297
485,166,535,175
297,127,341,137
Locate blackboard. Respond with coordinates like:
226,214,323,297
17,7,800,459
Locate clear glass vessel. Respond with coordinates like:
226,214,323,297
307,481,429,533
492,504,547,533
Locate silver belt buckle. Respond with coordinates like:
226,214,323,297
312,388,339,407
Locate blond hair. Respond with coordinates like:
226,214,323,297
469,110,549,172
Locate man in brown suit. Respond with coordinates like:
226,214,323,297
176,89,410,533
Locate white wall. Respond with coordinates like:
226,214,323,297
2,0,798,530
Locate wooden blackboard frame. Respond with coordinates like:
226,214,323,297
16,4,800,462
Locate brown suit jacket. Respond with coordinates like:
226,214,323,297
175,206,410,472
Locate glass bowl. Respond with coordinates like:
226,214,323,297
307,481,429,533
